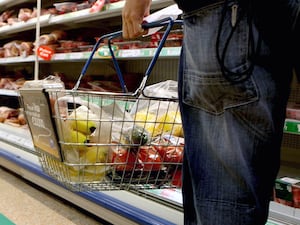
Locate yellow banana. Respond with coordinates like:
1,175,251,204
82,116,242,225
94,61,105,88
68,106,98,135
81,145,109,163
64,129,90,151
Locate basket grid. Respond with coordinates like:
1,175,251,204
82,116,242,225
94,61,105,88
39,89,184,191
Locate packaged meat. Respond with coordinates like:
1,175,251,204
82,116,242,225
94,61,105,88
0,106,19,122
0,10,14,23
76,2,91,10
3,41,22,57
54,2,77,13
19,42,34,57
18,8,33,22
38,30,67,46
38,34,57,45
0,48,4,58
286,102,300,120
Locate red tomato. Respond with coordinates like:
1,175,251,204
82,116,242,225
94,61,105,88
138,146,162,171
171,169,182,187
154,145,184,163
112,147,141,171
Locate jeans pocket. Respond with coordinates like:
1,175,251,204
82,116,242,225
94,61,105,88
182,70,259,115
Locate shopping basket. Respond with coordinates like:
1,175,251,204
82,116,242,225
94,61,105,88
19,17,184,191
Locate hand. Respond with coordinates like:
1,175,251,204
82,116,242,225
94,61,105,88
122,0,152,39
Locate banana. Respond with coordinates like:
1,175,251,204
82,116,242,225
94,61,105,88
66,164,106,182
134,110,183,137
64,129,90,151
155,111,183,137
134,111,157,136
68,105,98,135
81,145,109,163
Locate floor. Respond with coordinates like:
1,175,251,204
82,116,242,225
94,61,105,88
0,166,110,225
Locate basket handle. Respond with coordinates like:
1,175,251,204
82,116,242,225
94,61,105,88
108,18,184,96
73,17,183,95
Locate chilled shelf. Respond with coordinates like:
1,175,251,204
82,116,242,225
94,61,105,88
0,15,50,36
0,89,19,96
0,0,173,38
0,47,181,64
0,123,35,154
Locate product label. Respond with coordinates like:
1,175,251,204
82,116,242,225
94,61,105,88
284,119,300,134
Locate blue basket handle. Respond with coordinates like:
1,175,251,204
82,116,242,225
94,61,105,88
73,17,183,93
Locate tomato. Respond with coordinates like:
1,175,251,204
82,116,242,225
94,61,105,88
138,146,162,171
154,145,183,163
166,146,184,163
171,169,182,187
112,147,141,171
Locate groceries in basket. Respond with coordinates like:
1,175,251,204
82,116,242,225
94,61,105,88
49,80,184,188
55,101,112,182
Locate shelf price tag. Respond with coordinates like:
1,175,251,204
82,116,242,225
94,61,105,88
284,119,300,135
37,46,55,61
118,49,142,57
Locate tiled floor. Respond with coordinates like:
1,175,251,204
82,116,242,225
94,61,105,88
0,167,108,225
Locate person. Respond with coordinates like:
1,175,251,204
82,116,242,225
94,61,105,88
122,0,299,224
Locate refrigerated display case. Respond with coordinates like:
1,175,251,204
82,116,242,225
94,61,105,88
0,1,300,224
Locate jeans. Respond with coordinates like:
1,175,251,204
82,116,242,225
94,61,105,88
178,2,294,225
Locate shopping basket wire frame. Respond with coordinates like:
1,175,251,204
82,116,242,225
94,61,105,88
37,17,185,191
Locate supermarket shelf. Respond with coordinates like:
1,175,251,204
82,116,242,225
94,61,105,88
0,55,36,65
0,14,50,36
0,47,181,64
43,0,172,25
0,89,19,97
0,123,35,154
0,142,183,225
0,0,173,38
269,202,300,225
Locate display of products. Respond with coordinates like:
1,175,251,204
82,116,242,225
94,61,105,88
0,1,299,225
274,177,300,208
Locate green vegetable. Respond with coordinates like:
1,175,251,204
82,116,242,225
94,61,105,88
123,125,149,146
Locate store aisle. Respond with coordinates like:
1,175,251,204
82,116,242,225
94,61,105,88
0,167,109,225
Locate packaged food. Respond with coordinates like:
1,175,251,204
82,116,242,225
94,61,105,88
286,102,300,120
274,177,300,207
54,2,77,13
76,2,91,10
292,183,300,208
78,45,93,52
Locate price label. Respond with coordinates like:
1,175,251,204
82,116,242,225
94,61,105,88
284,119,300,135
119,49,142,57
53,53,66,60
37,46,55,61
71,52,84,59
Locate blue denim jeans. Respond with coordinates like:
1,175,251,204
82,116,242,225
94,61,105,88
178,2,294,225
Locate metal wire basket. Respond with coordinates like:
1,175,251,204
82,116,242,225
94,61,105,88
21,18,184,191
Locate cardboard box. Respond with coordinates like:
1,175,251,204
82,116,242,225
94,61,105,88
274,177,300,207
292,182,300,208
286,103,300,120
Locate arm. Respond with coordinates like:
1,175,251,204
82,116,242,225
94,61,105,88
122,0,152,39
